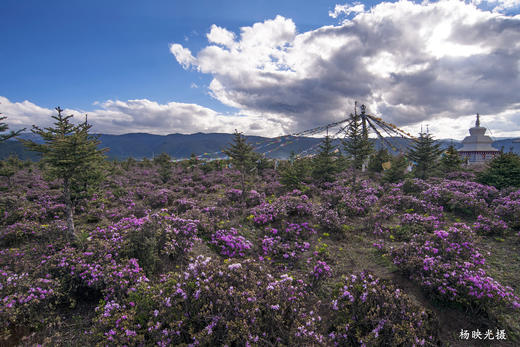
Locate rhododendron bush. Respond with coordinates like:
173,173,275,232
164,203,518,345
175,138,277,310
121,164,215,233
388,224,520,311
328,271,440,346
0,159,519,345
92,256,324,346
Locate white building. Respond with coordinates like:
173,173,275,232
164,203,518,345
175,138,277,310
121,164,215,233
458,114,499,164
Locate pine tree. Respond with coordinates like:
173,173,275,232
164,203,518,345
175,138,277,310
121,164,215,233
441,144,463,173
477,152,520,189
368,148,391,173
382,154,409,183
0,114,25,142
20,107,107,239
312,135,338,183
342,108,373,183
280,152,310,190
407,132,442,179
223,130,256,196
0,156,24,185
154,152,173,183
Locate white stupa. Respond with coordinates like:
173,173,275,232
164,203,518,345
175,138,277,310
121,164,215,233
458,114,499,164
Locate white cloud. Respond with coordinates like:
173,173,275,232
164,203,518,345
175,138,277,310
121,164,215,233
169,44,196,69
400,111,520,140
207,24,236,48
329,2,366,18
471,0,520,12
0,96,51,131
169,0,520,138
0,96,286,136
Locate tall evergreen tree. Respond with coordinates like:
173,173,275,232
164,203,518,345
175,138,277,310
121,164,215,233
477,152,520,189
223,130,256,196
154,152,173,183
441,144,463,173
407,132,442,179
0,114,25,142
21,107,107,239
368,148,391,173
343,107,373,183
280,152,310,190
382,154,409,183
312,135,338,183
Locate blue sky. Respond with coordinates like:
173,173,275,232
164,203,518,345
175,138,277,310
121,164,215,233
1,0,355,111
1,0,520,138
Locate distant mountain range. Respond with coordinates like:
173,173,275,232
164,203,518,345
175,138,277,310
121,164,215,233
1,132,520,161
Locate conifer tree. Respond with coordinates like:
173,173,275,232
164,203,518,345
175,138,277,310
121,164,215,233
382,154,408,183
368,148,391,173
441,144,463,173
343,112,373,169
0,156,24,184
280,152,310,190
343,107,373,183
154,152,173,183
21,107,107,239
407,132,442,179
312,135,338,183
477,152,520,189
223,130,256,196
0,114,25,142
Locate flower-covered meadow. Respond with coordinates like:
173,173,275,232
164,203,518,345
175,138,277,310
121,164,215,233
1,161,519,346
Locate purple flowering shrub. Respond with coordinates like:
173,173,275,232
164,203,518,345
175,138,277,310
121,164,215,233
223,189,265,208
251,190,314,226
320,180,381,217
209,228,253,258
314,207,347,234
146,188,174,209
445,171,477,181
0,170,64,226
0,220,67,247
268,222,317,241
473,215,509,236
0,241,148,340
385,213,444,241
309,260,332,286
225,188,243,202
259,235,311,263
373,211,443,242
380,189,444,217
493,189,520,230
399,213,442,232
172,197,197,214
327,271,439,346
258,222,316,263
44,247,149,302
245,189,265,207
421,180,497,217
389,224,520,311
92,257,323,346
89,212,200,273
0,269,61,336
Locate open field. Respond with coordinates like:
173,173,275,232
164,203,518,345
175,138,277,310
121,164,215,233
1,161,519,346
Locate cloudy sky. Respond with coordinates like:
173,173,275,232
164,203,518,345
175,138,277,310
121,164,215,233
1,0,520,139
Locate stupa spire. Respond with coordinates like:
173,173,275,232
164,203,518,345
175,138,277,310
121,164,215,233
458,112,498,163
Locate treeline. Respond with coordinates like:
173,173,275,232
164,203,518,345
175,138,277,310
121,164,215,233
1,108,520,242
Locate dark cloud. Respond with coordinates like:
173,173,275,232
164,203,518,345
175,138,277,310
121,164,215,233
171,1,520,137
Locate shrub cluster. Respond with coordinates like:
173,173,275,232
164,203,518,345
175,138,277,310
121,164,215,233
327,271,440,346
92,257,324,346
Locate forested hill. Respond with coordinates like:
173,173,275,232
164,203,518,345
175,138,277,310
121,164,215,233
2,132,520,160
